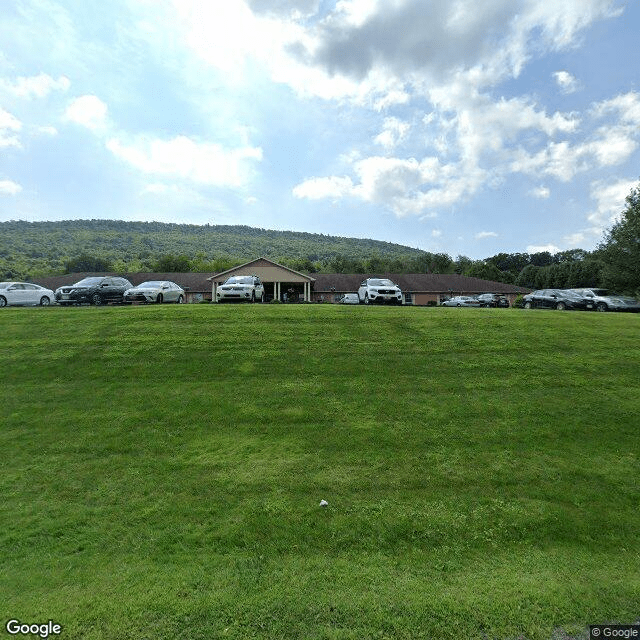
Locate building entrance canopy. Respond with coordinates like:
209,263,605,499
208,257,315,303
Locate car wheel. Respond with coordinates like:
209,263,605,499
364,293,370,305
177,295,184,304
597,302,608,312
91,293,103,306
456,303,462,307
156,294,163,304
0,296,6,307
40,296,50,306
524,301,532,309
556,302,566,311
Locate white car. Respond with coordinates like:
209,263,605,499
357,278,403,305
338,293,360,304
216,275,265,303
123,281,185,304
0,281,56,307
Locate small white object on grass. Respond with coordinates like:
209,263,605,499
319,499,328,507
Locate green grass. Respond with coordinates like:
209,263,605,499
1,305,639,639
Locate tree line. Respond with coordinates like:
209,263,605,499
2,180,639,294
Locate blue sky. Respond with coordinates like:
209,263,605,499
1,0,639,258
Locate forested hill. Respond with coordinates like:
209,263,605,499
0,219,424,278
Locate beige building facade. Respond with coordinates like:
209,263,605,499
208,257,316,302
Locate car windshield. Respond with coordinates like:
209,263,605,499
225,276,253,284
558,290,581,299
368,279,395,286
0,282,11,289
73,277,104,286
137,281,163,287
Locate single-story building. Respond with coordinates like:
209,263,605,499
35,259,529,305
311,273,529,305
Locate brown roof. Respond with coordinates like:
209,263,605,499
207,257,315,282
311,273,529,294
35,272,214,293
34,271,529,295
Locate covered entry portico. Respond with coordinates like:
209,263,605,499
208,257,315,302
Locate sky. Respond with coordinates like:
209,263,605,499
1,0,639,259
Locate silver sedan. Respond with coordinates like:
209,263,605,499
441,296,480,307
0,282,56,307
123,281,185,304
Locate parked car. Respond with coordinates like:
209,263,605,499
476,293,510,308
570,288,640,312
216,275,265,303
337,293,360,304
0,282,56,307
55,276,133,306
124,281,185,304
357,278,403,305
441,296,480,307
522,289,595,311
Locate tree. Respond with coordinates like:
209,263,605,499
466,261,507,282
598,181,640,294
515,264,541,289
64,254,113,273
529,251,557,267
153,254,192,272
454,255,474,275
486,252,530,275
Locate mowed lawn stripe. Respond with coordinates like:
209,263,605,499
1,305,638,639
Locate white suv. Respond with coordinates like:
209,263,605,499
357,278,403,305
217,275,265,303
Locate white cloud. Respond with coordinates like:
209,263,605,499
288,0,620,99
36,126,58,136
107,135,263,187
431,229,442,238
294,154,484,216
564,231,586,246
161,1,619,107
475,231,498,239
511,117,638,182
138,0,632,223
0,107,22,148
527,244,561,254
587,178,637,230
592,91,640,125
292,175,354,200
65,95,108,131
141,183,176,195
374,117,410,150
0,73,70,99
553,71,579,94
0,179,22,195
529,185,550,199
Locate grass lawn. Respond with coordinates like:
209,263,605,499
1,304,638,639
